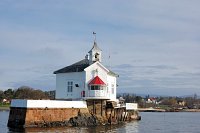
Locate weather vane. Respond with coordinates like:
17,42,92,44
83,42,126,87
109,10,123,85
93,32,96,42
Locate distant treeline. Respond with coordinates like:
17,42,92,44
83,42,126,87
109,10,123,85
0,86,54,102
117,93,200,109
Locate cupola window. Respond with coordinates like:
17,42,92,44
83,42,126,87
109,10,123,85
95,53,99,61
89,76,106,90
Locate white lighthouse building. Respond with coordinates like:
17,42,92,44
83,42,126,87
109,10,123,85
54,41,118,101
7,39,139,129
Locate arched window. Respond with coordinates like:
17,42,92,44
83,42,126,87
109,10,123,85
95,53,99,61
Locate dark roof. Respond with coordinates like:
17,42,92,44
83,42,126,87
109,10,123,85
53,59,89,74
53,58,118,77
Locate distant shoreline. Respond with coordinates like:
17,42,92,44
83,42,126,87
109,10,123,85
0,106,10,111
182,109,200,112
139,108,200,112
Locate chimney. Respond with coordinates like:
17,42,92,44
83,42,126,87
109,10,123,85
85,54,89,60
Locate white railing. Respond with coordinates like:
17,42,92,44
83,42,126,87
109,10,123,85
88,90,107,97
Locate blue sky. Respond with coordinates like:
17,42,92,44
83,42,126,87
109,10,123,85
0,0,200,96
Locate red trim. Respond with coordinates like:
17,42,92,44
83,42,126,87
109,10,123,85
81,91,85,97
89,76,106,85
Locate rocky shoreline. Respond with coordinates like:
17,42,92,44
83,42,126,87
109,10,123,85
25,111,141,128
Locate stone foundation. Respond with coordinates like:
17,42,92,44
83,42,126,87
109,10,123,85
7,100,140,128
7,107,88,128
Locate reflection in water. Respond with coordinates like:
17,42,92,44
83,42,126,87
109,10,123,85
125,121,139,133
0,110,10,133
23,125,123,133
8,122,139,133
4,111,200,133
31,122,136,133
2,108,140,133
2,108,139,133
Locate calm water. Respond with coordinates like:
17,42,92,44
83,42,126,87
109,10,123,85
1,110,200,133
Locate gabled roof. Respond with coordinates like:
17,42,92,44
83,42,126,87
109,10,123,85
53,59,89,74
89,76,106,85
84,61,109,73
53,58,119,77
108,69,119,77
88,42,102,53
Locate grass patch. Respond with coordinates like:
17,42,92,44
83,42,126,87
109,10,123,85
0,103,10,110
157,105,171,110
0,103,10,107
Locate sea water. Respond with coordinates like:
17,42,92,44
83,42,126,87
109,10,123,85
1,110,200,133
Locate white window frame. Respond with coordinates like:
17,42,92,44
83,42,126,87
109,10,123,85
112,84,114,94
67,81,73,92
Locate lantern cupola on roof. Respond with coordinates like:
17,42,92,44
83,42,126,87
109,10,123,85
88,41,102,64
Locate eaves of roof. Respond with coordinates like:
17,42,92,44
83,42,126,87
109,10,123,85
53,59,89,74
